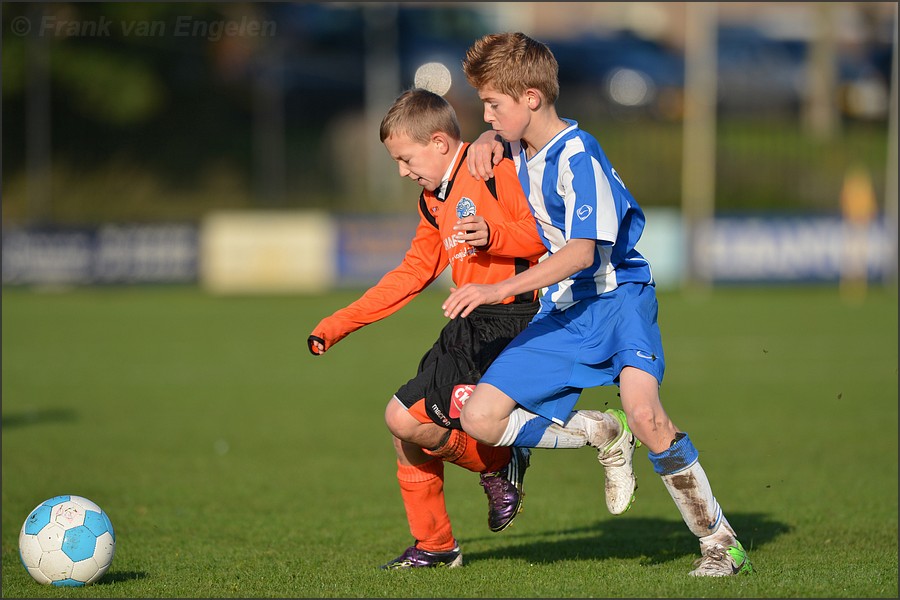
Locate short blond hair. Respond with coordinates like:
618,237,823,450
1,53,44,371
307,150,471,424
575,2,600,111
463,32,559,105
379,89,461,144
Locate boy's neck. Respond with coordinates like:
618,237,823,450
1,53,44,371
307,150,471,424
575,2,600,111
443,140,463,171
522,107,568,158
437,141,464,191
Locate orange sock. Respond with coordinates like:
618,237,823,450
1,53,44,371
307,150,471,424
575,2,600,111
396,459,456,552
423,429,511,473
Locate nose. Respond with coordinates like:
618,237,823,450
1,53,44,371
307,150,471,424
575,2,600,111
398,163,410,178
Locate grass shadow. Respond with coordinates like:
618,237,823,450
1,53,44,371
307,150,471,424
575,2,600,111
1,408,78,429
465,512,790,566
97,570,150,584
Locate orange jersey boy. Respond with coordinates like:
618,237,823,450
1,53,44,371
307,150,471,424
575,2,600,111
308,89,545,569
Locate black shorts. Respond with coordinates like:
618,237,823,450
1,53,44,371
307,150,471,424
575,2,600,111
395,301,539,430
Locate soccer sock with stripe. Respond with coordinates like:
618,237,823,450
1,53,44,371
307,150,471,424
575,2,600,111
497,408,619,449
649,432,736,543
395,459,457,552
423,429,510,473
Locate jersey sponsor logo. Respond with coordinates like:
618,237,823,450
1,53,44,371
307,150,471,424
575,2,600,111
449,384,475,419
576,205,593,221
443,235,460,250
443,234,477,256
456,197,476,219
449,246,477,263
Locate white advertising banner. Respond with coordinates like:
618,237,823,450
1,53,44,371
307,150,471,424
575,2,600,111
200,211,336,294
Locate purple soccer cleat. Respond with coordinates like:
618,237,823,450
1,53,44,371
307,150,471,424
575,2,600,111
479,446,530,532
380,544,463,569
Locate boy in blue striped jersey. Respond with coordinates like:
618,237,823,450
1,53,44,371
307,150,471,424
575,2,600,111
442,32,752,577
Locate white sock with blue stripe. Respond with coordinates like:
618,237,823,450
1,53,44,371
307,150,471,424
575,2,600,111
649,433,735,541
497,408,618,449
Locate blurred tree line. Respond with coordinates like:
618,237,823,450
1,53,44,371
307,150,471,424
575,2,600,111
4,3,284,224
2,2,892,225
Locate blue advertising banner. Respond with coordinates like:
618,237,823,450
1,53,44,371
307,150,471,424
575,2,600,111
334,214,419,287
694,215,892,283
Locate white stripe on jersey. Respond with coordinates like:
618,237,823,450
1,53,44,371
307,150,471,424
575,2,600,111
546,245,618,308
512,142,564,253
558,137,619,245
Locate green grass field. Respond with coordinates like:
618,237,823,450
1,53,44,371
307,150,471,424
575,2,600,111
2,285,897,598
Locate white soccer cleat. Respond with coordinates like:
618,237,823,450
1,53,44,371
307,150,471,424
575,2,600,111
593,408,640,515
689,539,753,576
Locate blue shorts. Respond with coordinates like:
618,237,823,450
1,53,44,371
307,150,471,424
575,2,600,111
480,282,665,424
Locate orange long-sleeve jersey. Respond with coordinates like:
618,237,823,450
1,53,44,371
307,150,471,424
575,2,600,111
311,143,546,351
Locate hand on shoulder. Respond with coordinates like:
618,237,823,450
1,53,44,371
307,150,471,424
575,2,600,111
467,130,505,180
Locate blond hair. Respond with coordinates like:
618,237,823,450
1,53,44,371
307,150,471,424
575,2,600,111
379,89,461,144
463,32,559,105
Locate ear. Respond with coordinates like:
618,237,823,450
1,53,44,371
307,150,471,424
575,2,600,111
524,89,542,110
431,132,452,154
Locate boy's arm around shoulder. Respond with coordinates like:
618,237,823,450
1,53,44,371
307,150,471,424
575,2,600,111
480,159,546,261
466,130,505,181
308,216,446,355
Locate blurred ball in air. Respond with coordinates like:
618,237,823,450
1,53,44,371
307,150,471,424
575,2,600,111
414,62,452,96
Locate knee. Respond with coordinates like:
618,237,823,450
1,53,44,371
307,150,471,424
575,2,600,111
384,398,415,441
459,404,497,445
627,404,668,436
458,406,476,436
625,404,678,452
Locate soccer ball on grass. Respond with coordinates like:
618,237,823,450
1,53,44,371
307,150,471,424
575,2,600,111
18,495,116,586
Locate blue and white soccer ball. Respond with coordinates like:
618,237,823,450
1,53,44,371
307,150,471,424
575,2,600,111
18,495,116,586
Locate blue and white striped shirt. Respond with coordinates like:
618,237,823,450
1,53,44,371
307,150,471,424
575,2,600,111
511,119,654,312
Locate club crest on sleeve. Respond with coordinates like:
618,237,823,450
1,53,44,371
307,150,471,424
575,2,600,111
449,384,475,419
456,197,476,219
